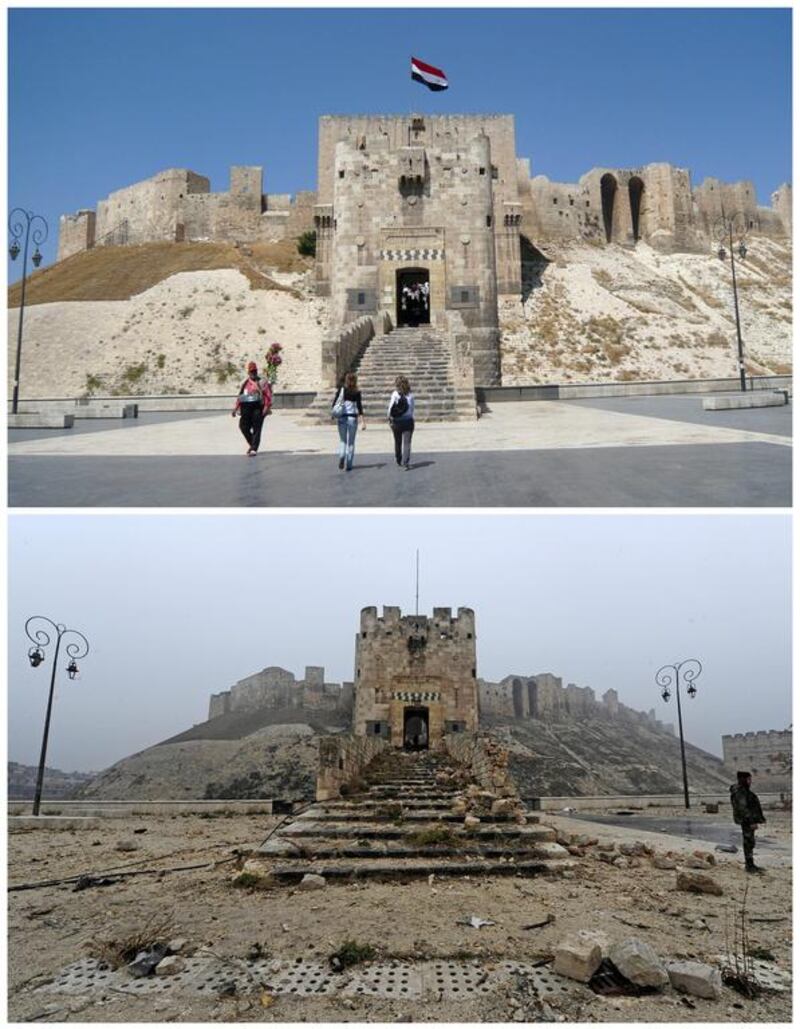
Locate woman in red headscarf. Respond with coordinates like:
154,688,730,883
232,360,272,456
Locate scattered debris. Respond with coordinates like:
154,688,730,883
72,875,118,892
154,955,185,977
553,933,602,982
521,914,555,930
457,915,496,930
128,944,169,979
588,958,650,997
715,843,737,854
667,960,723,1000
298,873,326,891
329,940,377,971
677,870,723,896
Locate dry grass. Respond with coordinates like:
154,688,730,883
8,241,311,307
84,911,176,970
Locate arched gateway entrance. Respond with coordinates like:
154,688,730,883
396,268,430,327
403,706,429,750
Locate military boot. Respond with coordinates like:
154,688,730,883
745,860,765,874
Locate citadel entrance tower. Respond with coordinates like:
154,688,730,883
353,606,479,749
314,115,523,384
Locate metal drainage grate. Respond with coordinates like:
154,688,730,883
344,961,423,999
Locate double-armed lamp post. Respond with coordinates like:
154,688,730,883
656,658,702,810
9,208,48,414
713,212,749,392
25,616,90,816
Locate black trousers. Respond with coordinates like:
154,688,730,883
741,822,757,864
239,405,264,452
391,418,415,465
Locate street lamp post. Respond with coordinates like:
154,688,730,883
713,212,749,393
25,616,90,816
655,658,702,810
9,209,49,414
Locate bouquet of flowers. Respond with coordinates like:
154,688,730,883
264,342,283,385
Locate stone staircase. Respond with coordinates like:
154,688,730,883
307,327,477,422
257,749,571,883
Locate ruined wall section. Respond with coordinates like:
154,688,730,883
57,210,96,261
59,167,316,259
478,672,674,735
207,664,350,720
94,169,210,246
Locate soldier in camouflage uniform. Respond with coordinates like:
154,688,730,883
729,770,766,873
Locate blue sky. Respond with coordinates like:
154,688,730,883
8,514,792,771
8,7,792,275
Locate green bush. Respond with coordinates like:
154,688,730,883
297,230,317,257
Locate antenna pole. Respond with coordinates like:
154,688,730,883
415,549,419,615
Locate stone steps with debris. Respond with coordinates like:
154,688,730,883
267,856,572,883
253,749,569,884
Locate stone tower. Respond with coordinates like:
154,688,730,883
314,114,524,384
353,605,479,749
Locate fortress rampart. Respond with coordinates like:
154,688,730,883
721,728,791,786
478,673,675,734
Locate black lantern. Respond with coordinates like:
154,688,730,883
9,239,20,261
66,659,79,680
717,245,726,261
28,646,44,668
32,248,42,268
661,688,671,702
687,682,697,698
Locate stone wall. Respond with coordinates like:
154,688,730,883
321,311,391,389
721,729,791,788
57,210,96,261
442,731,520,799
316,733,387,800
59,166,315,258
208,664,350,720
478,672,674,734
353,605,479,748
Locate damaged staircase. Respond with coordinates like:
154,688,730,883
257,749,571,883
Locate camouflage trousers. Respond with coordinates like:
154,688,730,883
741,822,756,863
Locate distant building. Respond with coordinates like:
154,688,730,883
721,728,792,790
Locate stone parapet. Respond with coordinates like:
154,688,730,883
316,734,388,800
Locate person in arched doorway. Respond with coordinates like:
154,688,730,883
232,361,272,456
388,375,415,469
331,371,365,471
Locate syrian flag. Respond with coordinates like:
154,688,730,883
411,57,448,92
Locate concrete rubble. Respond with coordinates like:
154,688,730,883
608,938,670,988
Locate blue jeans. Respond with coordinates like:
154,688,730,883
337,416,358,469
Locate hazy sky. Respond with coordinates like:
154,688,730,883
7,513,791,771
9,5,792,276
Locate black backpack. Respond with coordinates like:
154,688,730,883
390,394,409,419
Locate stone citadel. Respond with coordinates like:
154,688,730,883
206,604,675,749
58,112,792,391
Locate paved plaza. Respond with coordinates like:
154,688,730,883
8,396,791,507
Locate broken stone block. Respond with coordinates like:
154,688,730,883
575,834,598,848
676,871,723,896
298,873,326,891
577,929,610,958
115,840,139,853
596,841,615,852
693,850,715,865
490,798,517,817
620,841,648,857
155,956,185,977
258,839,301,858
608,938,669,988
652,854,678,870
534,841,569,860
243,859,273,876
167,938,190,955
667,960,723,1000
683,855,712,869
127,944,168,978
597,851,616,864
464,815,481,830
451,799,467,817
553,934,602,982
612,855,629,869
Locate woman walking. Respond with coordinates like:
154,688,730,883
388,375,415,469
332,372,366,471
232,361,272,456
